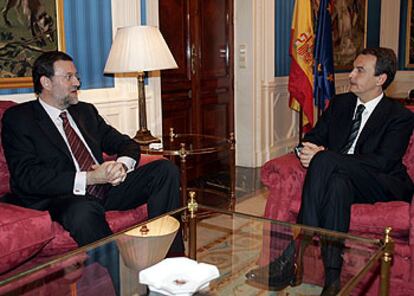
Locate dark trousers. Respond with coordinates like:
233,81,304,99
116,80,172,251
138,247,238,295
296,151,391,273
47,159,180,295
48,159,180,246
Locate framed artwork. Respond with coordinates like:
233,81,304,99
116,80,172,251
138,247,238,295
0,0,65,89
331,0,367,70
406,0,414,67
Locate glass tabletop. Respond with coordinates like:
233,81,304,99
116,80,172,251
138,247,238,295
0,205,387,296
140,133,232,156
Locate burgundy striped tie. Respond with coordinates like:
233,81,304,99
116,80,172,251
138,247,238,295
60,112,107,200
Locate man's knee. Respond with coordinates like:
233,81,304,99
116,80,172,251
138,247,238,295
309,151,337,168
154,159,180,180
59,199,111,245
60,200,106,229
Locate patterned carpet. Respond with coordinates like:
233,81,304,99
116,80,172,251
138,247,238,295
194,210,323,296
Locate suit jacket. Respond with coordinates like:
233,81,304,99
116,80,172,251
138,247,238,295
303,92,414,201
1,99,141,209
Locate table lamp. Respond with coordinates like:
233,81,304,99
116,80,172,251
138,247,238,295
104,25,177,144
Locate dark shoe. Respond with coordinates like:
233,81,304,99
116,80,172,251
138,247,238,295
320,279,340,296
245,241,301,291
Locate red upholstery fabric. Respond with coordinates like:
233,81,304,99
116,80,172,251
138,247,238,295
261,129,414,295
138,154,164,166
0,204,53,274
0,101,16,196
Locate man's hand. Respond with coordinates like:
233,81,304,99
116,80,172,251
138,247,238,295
298,142,325,168
86,161,127,186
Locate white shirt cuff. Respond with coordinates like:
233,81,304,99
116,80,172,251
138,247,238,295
117,156,136,173
74,171,87,195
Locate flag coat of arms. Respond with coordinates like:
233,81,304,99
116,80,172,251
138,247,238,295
288,0,315,132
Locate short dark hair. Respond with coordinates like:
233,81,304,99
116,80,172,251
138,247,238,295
32,51,73,95
359,47,397,90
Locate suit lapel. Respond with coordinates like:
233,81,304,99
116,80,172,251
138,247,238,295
33,100,73,160
355,97,390,150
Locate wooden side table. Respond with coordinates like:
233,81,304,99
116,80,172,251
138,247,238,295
140,130,236,210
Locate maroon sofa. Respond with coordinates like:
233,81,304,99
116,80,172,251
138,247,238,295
0,100,160,277
260,114,414,295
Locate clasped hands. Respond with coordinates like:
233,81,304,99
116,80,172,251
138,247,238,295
298,142,325,168
87,161,127,186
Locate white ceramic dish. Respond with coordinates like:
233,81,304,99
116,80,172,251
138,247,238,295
139,257,220,296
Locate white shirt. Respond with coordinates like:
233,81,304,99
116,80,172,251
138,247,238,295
347,93,383,154
39,99,136,195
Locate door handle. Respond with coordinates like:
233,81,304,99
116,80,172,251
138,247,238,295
191,44,197,75
220,45,229,65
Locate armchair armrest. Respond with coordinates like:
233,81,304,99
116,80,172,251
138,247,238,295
410,194,414,256
261,153,306,222
102,153,164,168
138,154,164,167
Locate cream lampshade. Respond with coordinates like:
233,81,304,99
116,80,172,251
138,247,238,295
104,25,178,144
116,215,180,270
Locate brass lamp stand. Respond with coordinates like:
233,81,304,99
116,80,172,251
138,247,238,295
134,72,160,144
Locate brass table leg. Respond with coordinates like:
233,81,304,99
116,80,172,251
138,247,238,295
179,143,189,240
379,227,394,296
179,143,188,206
187,191,198,260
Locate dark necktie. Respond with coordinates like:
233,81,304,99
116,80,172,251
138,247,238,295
60,112,107,200
340,104,365,154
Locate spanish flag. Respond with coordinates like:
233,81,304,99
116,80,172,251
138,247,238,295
288,0,314,132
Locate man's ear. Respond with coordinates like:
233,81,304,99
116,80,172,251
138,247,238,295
376,73,387,87
40,76,52,91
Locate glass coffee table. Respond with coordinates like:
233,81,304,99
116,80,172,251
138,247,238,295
0,196,393,296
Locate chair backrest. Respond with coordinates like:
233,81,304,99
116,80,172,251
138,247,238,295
0,101,18,196
403,105,414,181
403,132,414,181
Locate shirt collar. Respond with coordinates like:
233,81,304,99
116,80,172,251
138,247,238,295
357,93,383,114
38,97,67,121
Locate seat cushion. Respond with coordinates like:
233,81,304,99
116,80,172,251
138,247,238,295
40,204,148,256
350,201,410,237
0,204,53,274
289,199,410,238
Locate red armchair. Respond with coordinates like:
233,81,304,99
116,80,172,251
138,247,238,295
261,126,414,295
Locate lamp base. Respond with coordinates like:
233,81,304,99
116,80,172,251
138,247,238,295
134,129,161,145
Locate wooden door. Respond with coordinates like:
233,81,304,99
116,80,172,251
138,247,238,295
196,0,234,138
159,0,193,134
159,0,234,138
159,0,234,180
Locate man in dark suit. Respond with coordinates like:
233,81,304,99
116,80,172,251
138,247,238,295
1,51,181,248
247,48,414,295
